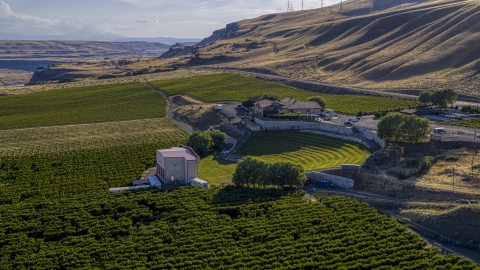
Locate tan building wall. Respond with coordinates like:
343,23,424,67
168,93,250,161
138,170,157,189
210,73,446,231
164,157,186,181
185,160,198,180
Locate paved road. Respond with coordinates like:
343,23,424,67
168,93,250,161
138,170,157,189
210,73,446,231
145,83,194,134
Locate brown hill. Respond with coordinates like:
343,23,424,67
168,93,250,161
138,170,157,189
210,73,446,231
0,40,169,60
181,0,480,94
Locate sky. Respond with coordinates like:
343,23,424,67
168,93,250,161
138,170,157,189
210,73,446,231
0,0,339,38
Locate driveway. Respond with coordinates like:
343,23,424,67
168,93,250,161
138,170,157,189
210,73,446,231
222,102,247,123
145,83,194,133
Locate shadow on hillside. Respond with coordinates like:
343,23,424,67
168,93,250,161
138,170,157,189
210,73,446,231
212,186,296,206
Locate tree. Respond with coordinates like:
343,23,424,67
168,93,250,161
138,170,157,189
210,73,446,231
377,113,431,143
377,112,406,142
265,161,305,188
209,130,227,148
431,88,458,110
242,99,255,108
309,96,327,110
232,157,269,187
418,91,432,106
262,94,279,101
186,131,213,154
402,115,431,143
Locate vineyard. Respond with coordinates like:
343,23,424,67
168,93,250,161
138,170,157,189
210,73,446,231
0,187,478,269
0,82,167,129
0,118,183,155
447,118,480,129
0,119,189,203
150,73,418,115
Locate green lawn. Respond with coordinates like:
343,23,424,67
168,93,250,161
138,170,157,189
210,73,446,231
0,82,167,129
150,73,417,115
199,130,372,185
198,152,237,186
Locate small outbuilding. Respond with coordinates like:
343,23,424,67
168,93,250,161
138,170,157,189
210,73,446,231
156,146,200,184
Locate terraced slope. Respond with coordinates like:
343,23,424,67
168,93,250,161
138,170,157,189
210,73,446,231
239,130,372,169
199,130,372,184
186,0,480,94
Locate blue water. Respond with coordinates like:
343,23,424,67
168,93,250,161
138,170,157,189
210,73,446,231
0,60,59,72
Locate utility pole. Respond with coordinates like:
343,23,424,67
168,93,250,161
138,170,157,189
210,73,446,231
302,0,304,10
452,166,456,193
286,0,294,12
321,0,324,10
340,0,343,11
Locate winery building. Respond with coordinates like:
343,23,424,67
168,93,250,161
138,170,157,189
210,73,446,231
156,146,200,184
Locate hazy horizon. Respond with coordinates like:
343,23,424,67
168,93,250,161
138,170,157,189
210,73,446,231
0,0,340,39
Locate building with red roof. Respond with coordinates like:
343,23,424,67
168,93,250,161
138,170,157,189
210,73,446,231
156,146,200,184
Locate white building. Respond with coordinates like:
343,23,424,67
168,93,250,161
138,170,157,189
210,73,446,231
156,146,200,184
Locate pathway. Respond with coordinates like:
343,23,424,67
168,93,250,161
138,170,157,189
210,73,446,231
145,83,194,133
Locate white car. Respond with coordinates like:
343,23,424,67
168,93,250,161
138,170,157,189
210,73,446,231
349,118,359,122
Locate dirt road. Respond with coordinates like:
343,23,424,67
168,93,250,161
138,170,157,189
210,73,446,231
145,83,194,134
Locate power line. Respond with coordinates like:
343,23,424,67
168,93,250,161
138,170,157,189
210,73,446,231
301,0,304,10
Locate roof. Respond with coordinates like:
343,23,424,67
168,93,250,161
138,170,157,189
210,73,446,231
132,179,149,186
255,98,321,110
287,101,321,110
158,147,199,161
400,109,417,114
256,99,275,108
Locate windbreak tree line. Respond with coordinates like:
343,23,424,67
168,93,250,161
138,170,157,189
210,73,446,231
232,157,306,188
418,88,458,109
377,112,432,143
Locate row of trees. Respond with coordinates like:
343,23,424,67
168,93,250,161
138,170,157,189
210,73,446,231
232,157,306,188
186,130,227,154
418,88,458,109
377,112,431,143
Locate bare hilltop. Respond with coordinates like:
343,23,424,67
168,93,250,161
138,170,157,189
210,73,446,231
166,0,480,94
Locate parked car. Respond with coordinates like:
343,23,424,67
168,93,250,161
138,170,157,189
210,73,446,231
229,115,236,119
350,118,359,122
344,121,353,126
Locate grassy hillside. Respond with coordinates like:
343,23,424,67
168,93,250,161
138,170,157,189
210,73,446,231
1,187,478,269
186,0,480,94
0,83,167,129
151,73,417,115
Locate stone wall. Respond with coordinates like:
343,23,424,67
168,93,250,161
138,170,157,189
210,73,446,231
254,118,354,135
354,125,386,149
306,171,354,189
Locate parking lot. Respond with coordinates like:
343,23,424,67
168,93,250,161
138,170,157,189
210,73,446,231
222,102,247,122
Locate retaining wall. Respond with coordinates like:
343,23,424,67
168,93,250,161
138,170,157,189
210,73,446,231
254,118,354,135
306,171,354,189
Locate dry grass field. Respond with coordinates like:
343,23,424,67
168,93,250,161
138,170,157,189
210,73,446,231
181,0,480,95
0,69,32,86
0,40,169,60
